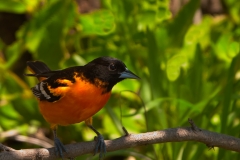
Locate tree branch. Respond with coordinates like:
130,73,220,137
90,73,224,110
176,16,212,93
1,126,240,160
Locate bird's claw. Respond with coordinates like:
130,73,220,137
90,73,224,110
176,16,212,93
94,134,106,159
54,137,66,159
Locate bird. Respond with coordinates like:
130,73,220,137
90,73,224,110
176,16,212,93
25,56,140,159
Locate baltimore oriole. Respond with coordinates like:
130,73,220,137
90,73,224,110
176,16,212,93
25,57,139,159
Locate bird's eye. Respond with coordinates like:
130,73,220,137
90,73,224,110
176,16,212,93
108,63,116,71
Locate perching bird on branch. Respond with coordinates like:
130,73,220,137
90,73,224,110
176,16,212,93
25,57,139,159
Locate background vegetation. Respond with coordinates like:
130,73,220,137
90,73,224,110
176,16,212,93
0,0,239,159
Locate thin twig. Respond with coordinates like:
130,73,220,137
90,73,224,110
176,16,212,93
0,129,53,148
188,118,202,132
11,135,53,148
122,126,129,136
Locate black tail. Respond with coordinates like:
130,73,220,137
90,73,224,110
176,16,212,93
27,61,51,74
25,61,59,80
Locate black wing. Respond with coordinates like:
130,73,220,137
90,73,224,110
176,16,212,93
26,62,83,102
31,82,61,102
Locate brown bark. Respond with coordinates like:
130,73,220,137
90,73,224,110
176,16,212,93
1,126,240,160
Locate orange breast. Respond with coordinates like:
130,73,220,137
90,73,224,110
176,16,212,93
38,77,111,126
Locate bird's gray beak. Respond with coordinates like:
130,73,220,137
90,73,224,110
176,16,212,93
119,68,140,79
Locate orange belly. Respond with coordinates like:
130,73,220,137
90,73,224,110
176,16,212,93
38,78,111,126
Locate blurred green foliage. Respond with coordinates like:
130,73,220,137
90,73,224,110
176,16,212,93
0,0,240,159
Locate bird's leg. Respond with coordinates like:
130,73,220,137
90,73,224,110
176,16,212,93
88,125,106,159
85,118,106,159
51,125,66,159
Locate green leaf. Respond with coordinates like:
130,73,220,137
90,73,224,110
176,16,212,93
166,54,187,81
138,10,156,29
20,1,75,69
187,44,203,103
214,34,239,62
0,0,27,13
167,0,200,47
4,41,23,70
79,10,115,35
157,6,171,21
229,41,240,58
184,16,211,48
0,104,22,129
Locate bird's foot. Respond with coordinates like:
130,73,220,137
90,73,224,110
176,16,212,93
54,137,66,159
94,134,106,159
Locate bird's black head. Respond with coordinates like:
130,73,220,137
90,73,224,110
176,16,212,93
83,57,139,92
